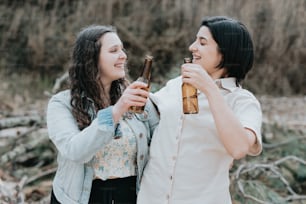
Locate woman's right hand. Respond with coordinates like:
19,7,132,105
112,81,149,123
181,63,216,95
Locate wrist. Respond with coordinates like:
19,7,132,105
202,81,219,99
112,105,121,124
112,104,123,123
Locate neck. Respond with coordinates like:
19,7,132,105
210,68,227,80
103,84,111,95
101,82,111,105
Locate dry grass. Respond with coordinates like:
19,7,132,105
0,0,305,96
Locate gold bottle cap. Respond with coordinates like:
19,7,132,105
184,57,192,63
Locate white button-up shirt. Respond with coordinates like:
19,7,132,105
137,77,262,204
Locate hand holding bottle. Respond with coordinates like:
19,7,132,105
129,55,153,113
112,81,149,123
181,62,216,96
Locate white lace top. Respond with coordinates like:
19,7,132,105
92,118,137,180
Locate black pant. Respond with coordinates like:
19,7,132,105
50,176,137,204
89,176,137,204
50,190,60,204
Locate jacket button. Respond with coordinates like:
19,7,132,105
140,155,144,160
139,133,143,138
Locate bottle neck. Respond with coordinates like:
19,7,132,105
139,59,152,81
137,76,150,84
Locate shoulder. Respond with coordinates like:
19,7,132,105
165,76,182,87
48,89,71,107
154,76,181,96
226,87,262,117
50,89,71,101
46,90,73,123
51,89,71,99
229,88,260,105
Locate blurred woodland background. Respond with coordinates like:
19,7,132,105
0,0,306,203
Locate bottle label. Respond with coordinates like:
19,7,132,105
182,83,198,114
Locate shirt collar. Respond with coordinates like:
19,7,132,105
214,77,239,92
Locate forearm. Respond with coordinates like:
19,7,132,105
205,85,255,159
47,101,116,163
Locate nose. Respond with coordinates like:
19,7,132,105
119,49,127,59
189,41,197,52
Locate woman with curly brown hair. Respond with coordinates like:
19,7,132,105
46,25,159,204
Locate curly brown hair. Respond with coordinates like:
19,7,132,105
68,25,128,130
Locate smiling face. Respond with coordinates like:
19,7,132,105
189,26,226,79
98,32,127,87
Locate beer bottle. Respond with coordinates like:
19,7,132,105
129,55,153,113
182,57,199,114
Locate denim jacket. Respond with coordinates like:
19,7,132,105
46,90,159,204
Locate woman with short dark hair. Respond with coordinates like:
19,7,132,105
201,16,254,82
138,16,262,204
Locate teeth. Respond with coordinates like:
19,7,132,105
115,64,124,68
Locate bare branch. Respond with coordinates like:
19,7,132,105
234,155,306,203
237,180,271,204
25,167,57,186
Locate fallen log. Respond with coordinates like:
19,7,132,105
0,115,45,130
0,126,35,138
0,128,49,165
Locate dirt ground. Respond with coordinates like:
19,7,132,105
258,95,306,131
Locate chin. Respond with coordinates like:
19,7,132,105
118,72,125,79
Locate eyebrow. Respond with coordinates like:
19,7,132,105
108,44,123,49
198,36,208,41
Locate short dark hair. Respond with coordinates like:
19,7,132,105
201,16,254,82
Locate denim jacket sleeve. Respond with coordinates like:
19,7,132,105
47,90,117,163
145,97,160,137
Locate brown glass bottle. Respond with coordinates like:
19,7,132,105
129,55,153,113
182,57,199,114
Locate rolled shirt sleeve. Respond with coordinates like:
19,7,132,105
228,90,263,156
